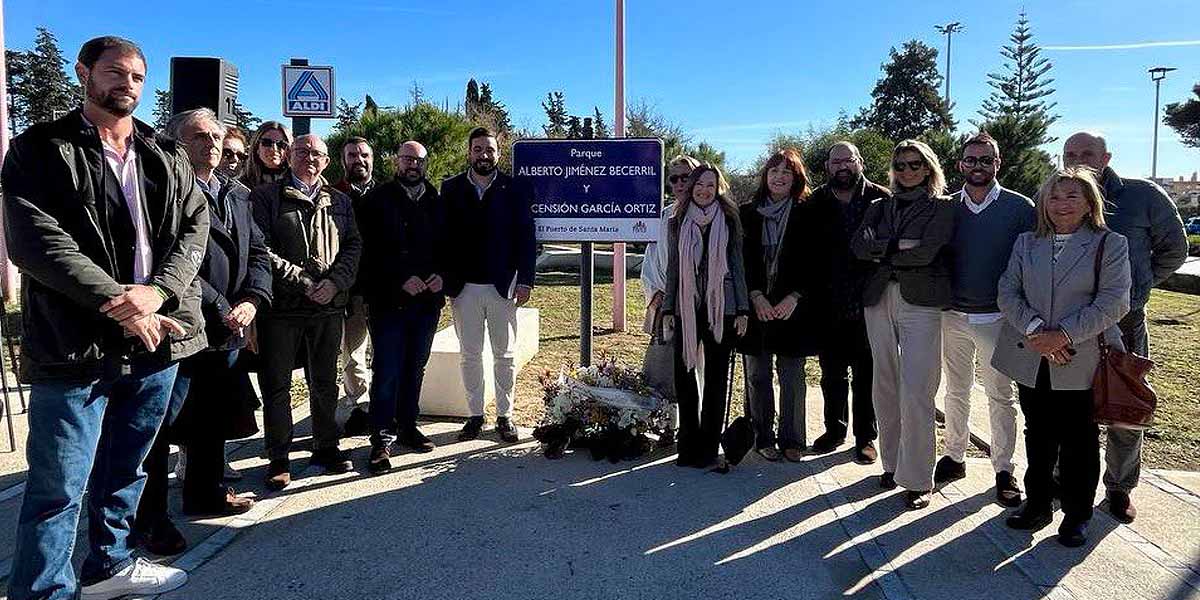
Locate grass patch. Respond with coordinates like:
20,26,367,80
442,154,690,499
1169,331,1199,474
1142,289,1200,470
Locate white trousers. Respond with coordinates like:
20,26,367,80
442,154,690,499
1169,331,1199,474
341,300,372,403
451,283,518,418
940,311,1018,474
864,282,942,492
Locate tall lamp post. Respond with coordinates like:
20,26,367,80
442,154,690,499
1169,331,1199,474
934,21,964,108
1149,66,1176,180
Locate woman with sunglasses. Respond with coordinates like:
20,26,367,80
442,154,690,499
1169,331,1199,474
662,164,750,469
853,140,956,510
641,154,701,446
737,149,820,463
218,126,249,180
241,121,293,189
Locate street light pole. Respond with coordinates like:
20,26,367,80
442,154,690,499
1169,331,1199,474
934,22,964,108
1149,66,1176,180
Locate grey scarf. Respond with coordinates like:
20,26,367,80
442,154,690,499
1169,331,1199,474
757,196,792,292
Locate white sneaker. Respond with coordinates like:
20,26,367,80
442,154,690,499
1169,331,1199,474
80,557,188,599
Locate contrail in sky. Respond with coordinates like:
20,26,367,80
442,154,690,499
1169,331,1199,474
1044,40,1200,51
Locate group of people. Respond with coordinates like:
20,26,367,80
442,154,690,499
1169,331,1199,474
640,132,1187,547
4,36,535,600
1,33,1191,600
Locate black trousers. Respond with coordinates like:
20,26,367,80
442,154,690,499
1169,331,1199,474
817,317,877,443
258,313,344,461
674,315,735,463
1019,360,1100,522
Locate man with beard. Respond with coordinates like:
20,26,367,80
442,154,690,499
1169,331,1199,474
1063,131,1187,524
808,141,888,464
358,141,444,473
4,36,208,599
334,137,376,426
934,132,1034,508
440,127,536,443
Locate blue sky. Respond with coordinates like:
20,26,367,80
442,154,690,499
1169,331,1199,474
7,0,1200,179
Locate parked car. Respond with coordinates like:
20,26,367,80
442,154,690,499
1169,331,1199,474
1187,216,1200,236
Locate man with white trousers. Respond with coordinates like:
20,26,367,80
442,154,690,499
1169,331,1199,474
935,131,1035,507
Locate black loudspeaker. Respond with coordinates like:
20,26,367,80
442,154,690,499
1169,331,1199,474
169,57,239,125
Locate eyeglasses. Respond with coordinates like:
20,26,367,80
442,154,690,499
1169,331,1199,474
669,174,690,184
892,160,925,172
398,155,427,165
293,148,327,160
960,156,996,168
222,149,248,161
259,139,288,151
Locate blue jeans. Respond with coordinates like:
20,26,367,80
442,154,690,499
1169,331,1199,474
7,362,179,600
368,305,440,445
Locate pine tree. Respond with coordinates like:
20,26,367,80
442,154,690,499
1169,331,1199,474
978,12,1057,127
231,100,261,133
541,91,568,138
592,107,610,138
6,27,82,129
1165,83,1200,149
852,40,954,142
152,89,173,132
335,98,362,132
478,83,511,132
465,79,482,119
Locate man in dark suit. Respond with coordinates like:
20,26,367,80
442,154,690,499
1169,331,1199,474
440,127,536,442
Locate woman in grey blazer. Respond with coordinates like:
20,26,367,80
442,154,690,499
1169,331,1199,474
663,164,750,469
853,140,956,510
992,166,1131,548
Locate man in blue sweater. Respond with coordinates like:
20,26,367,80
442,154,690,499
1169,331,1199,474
1064,132,1188,524
935,132,1035,508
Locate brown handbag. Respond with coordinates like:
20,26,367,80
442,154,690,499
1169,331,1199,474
1090,233,1158,430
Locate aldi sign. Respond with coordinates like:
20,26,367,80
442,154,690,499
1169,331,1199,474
281,65,335,118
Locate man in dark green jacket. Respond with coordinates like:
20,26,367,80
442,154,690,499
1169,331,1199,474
3,36,207,600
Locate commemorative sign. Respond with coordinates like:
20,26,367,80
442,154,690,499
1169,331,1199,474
281,65,335,118
513,139,663,242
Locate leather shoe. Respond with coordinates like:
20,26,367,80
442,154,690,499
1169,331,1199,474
880,472,897,490
1005,504,1053,531
368,444,391,475
1106,490,1137,524
933,456,966,484
311,448,353,474
756,447,782,462
1058,518,1089,547
854,442,878,465
995,471,1023,507
265,459,291,491
398,427,436,453
137,519,187,556
810,432,845,454
458,416,485,441
496,417,519,443
905,490,932,510
783,447,805,463
183,489,254,517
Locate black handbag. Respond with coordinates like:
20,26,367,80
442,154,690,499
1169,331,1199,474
720,355,755,467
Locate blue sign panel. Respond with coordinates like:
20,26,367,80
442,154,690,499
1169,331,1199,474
281,65,335,118
513,139,663,242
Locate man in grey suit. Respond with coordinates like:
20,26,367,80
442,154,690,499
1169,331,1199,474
1063,132,1188,524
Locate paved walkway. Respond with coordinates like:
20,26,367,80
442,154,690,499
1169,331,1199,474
2,386,1200,599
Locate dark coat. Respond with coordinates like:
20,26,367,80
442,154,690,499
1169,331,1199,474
2,109,209,382
439,171,536,299
357,178,446,311
807,178,891,323
250,178,361,316
852,191,956,308
196,176,273,350
737,198,828,357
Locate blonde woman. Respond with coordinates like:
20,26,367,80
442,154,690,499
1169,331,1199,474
662,164,750,468
853,140,956,509
992,167,1131,547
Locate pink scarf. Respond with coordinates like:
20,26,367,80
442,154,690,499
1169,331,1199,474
678,202,729,370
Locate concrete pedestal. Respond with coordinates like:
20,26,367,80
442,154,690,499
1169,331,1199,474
419,308,540,417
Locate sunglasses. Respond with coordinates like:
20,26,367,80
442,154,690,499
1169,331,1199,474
892,160,925,172
960,156,996,167
259,139,289,151
222,149,248,161
669,174,690,184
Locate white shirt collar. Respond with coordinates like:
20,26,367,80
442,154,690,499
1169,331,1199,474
960,180,1001,215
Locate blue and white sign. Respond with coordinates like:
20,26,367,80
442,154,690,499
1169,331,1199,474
514,139,663,242
281,65,335,118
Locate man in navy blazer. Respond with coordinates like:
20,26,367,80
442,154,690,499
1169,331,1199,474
440,127,536,442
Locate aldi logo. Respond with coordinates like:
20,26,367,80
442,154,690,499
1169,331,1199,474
281,65,335,118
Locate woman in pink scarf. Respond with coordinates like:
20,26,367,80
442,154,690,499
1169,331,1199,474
662,164,750,469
